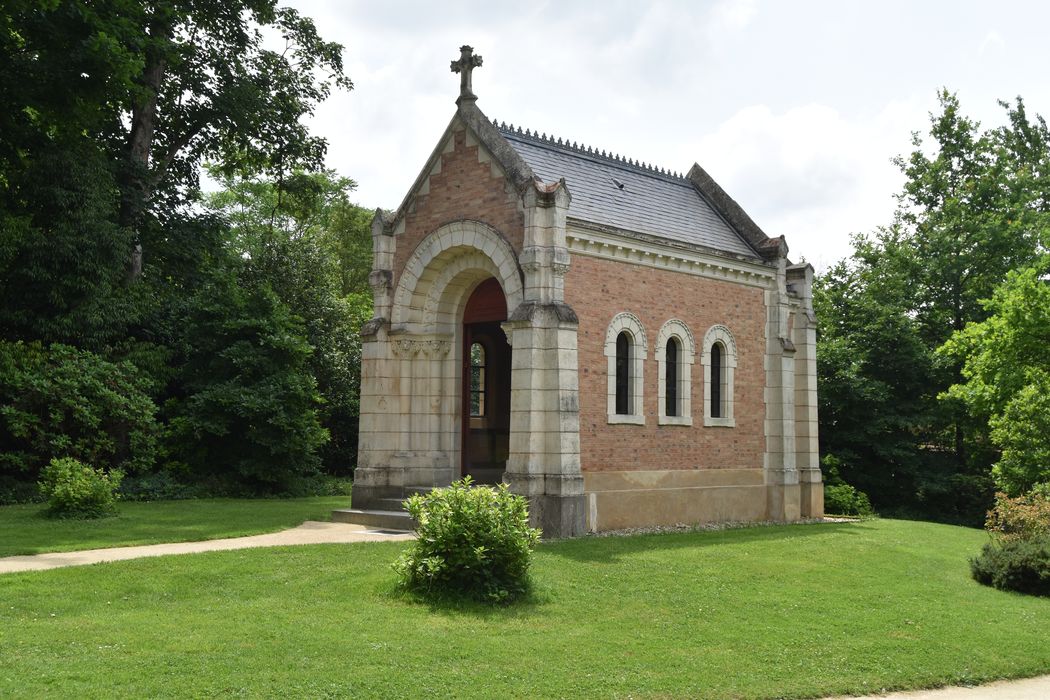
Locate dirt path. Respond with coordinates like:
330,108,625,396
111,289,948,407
0,521,414,574
824,674,1050,699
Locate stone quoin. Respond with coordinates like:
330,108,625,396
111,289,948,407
344,45,822,538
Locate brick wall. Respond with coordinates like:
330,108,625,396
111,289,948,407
393,127,524,286
566,254,767,472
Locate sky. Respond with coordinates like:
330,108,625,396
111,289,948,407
286,0,1050,271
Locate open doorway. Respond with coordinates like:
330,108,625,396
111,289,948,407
461,277,511,484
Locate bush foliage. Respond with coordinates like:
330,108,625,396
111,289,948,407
985,490,1050,544
970,536,1050,597
824,483,874,516
394,478,541,603
971,488,1050,595
0,341,159,483
39,457,123,519
164,268,328,494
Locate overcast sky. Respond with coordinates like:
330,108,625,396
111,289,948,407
287,0,1050,271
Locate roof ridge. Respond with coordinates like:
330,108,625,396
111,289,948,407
493,118,684,180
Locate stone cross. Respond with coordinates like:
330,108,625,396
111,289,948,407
450,45,483,101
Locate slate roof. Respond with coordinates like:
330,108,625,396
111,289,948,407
497,123,760,259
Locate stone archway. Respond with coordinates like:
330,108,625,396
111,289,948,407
353,220,524,510
354,216,586,537
392,220,523,332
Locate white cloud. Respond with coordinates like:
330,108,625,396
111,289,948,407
693,100,928,270
710,0,758,31
979,30,1005,57
281,0,1050,273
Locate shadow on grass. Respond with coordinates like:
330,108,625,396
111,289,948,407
382,579,551,620
542,520,869,564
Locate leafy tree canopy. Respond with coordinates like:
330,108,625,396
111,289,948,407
816,91,1050,522
942,257,1050,495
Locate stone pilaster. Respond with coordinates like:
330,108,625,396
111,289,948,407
504,303,585,538
788,263,823,518
764,257,800,522
502,179,585,538
520,180,571,304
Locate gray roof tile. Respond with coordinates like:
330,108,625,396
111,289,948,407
498,125,759,259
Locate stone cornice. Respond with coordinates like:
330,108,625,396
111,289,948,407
566,223,776,289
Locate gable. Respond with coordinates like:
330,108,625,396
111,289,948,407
391,121,525,287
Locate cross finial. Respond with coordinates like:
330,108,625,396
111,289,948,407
450,45,483,103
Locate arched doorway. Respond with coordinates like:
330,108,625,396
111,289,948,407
461,277,511,484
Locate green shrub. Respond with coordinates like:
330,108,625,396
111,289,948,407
985,490,1050,543
394,478,541,603
970,535,1050,596
39,457,123,519
824,483,874,516
0,341,159,482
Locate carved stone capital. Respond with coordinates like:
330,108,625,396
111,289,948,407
390,337,452,358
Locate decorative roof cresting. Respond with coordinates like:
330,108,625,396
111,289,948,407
450,45,483,103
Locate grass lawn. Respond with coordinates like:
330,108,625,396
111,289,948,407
2,519,1048,698
0,496,351,557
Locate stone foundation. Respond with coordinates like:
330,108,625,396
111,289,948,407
583,469,815,531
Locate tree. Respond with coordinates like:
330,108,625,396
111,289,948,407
815,230,934,508
942,258,1050,495
109,0,351,275
816,92,1050,522
0,0,351,328
205,170,374,474
165,263,328,493
0,2,355,496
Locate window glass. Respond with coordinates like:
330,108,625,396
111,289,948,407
615,332,631,415
711,342,723,418
470,342,485,417
665,337,679,417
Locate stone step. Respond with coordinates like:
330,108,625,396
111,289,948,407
331,508,416,531
372,497,409,512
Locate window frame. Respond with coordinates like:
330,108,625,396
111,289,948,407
605,312,647,425
656,319,695,426
701,324,737,427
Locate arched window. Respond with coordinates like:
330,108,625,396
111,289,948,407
710,342,722,418
656,319,695,426
469,342,486,417
615,332,631,415
701,325,737,427
605,312,647,424
665,338,678,417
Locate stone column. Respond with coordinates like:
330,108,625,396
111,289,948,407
352,211,399,509
788,263,823,518
503,179,585,538
353,326,405,508
764,257,801,522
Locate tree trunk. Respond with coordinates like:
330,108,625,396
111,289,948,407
121,29,168,281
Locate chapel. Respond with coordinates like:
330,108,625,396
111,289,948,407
340,46,822,538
